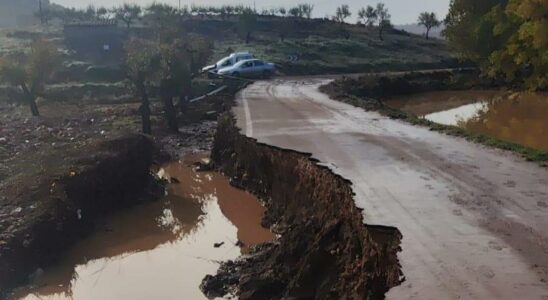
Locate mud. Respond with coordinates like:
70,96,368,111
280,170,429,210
0,135,155,296
236,78,548,299
201,114,402,300
12,154,273,300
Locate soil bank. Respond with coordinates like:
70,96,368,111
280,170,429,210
201,114,403,299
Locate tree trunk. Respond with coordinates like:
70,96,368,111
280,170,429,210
39,0,44,24
29,99,40,116
379,27,384,41
426,27,430,40
21,83,40,116
245,31,251,44
137,83,152,135
160,85,179,133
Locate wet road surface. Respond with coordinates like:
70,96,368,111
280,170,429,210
233,78,548,300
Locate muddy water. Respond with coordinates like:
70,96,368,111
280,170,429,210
13,154,274,300
386,90,548,151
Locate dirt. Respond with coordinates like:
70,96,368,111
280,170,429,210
232,77,548,299
200,114,402,300
12,153,273,300
0,84,231,298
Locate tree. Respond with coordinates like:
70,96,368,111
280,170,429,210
444,0,546,90
157,36,213,131
38,0,45,24
279,7,287,16
158,41,183,132
418,12,441,39
123,39,160,134
96,7,109,20
113,4,142,29
288,7,302,18
375,3,391,41
145,3,180,42
364,5,379,27
0,40,60,117
334,5,351,23
299,4,314,19
239,8,257,44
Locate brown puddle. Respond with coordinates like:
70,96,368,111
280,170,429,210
12,154,274,300
386,90,548,151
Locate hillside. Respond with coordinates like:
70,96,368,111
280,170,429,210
183,17,458,75
395,23,445,39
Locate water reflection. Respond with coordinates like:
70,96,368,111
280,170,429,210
386,91,548,151
14,154,274,300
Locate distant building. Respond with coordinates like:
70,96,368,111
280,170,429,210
63,20,124,60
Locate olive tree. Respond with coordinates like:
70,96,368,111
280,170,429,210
123,39,160,134
358,5,377,27
0,40,60,116
157,37,212,132
375,3,391,41
418,12,441,40
113,4,142,29
299,4,314,18
334,5,351,23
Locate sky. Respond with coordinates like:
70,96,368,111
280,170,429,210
50,0,450,24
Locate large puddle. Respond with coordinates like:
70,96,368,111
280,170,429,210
12,154,274,300
386,90,548,151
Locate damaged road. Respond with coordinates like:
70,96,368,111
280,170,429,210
233,78,548,300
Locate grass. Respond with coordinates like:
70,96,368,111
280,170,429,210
382,106,548,165
208,18,459,75
321,73,548,166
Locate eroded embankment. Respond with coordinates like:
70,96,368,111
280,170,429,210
0,135,154,296
202,114,403,299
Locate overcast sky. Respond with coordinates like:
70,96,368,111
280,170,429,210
51,0,450,24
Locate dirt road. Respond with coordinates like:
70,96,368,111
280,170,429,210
233,78,548,300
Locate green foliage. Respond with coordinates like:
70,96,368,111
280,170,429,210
445,0,547,89
0,39,60,116
124,39,161,89
358,6,377,27
113,4,142,28
376,3,392,41
0,58,26,87
418,12,441,39
298,4,314,18
334,5,351,22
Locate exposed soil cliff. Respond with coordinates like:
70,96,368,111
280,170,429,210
202,114,403,299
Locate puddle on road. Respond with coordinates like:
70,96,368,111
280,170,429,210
13,154,274,300
386,91,548,151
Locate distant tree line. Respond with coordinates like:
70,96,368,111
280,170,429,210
36,3,318,25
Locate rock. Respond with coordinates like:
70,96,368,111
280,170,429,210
11,207,22,215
